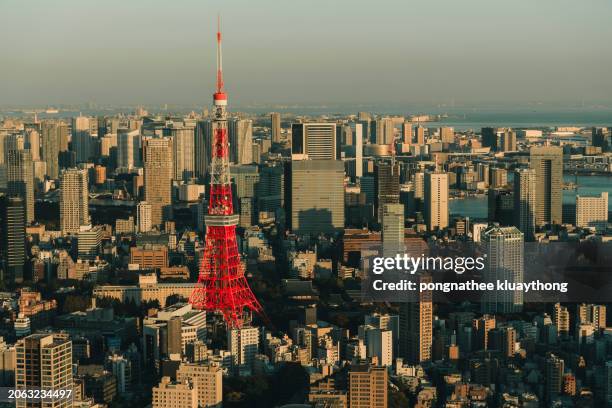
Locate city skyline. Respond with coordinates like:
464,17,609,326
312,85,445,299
2,0,612,106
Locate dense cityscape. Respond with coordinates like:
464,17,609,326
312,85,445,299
2,10,612,408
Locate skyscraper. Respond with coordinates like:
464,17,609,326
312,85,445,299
72,115,92,163
382,203,404,257
401,122,413,144
143,138,173,226
545,353,564,402
291,123,337,160
424,171,449,231
372,117,394,145
41,122,60,179
400,274,432,364
482,226,524,314
481,127,499,150
354,123,363,179
228,118,253,165
117,129,141,171
530,146,563,225
513,168,536,241
15,334,73,408
576,192,608,231
194,119,213,180
290,160,344,235
0,195,26,283
271,112,281,143
499,129,517,152
7,147,34,223
60,168,89,235
169,124,195,181
374,162,400,224
228,325,260,374
440,127,454,143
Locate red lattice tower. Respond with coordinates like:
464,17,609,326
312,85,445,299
189,18,265,328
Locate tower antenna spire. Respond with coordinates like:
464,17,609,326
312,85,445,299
216,14,224,93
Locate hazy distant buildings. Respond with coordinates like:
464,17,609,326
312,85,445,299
60,168,89,235
481,127,499,150
290,160,344,235
144,138,173,226
576,192,608,231
41,122,60,179
72,115,93,163
513,168,536,240
195,120,213,180
499,129,517,152
372,117,394,145
424,172,449,231
530,146,563,225
440,127,454,143
291,123,338,160
169,124,195,181
482,226,524,314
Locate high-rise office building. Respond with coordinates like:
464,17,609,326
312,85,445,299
415,125,426,145
592,127,610,152
365,329,393,367
499,129,517,152
117,129,141,171
257,164,284,213
290,160,344,235
194,119,213,180
169,125,195,181
60,168,89,235
481,127,499,150
137,201,152,233
291,123,337,160
78,225,102,260
176,363,223,407
400,274,433,364
530,146,563,225
0,195,26,283
228,119,253,165
513,168,536,241
372,117,394,145
576,192,608,231
553,303,570,335
354,123,363,178
143,138,173,226
382,203,404,257
25,129,40,161
271,112,281,143
41,122,60,179
473,315,496,350
401,122,413,144
72,115,92,163
7,148,34,223
482,226,524,314
348,365,388,408
374,162,400,223
15,334,73,408
424,172,449,231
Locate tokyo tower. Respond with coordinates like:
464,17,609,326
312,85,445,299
189,18,265,328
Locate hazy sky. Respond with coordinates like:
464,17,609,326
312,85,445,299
2,0,612,107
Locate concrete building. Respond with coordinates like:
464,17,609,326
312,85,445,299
72,115,92,163
291,123,338,160
143,137,173,226
382,203,404,257
152,377,197,408
16,334,73,408
60,168,89,235
0,195,26,283
374,162,400,223
271,112,281,143
6,147,34,223
117,129,141,171
229,118,253,165
530,146,563,225
137,201,152,233
482,226,524,314
424,172,449,231
41,122,60,179
513,168,536,241
228,325,260,375
176,363,223,407
400,274,433,364
169,124,195,181
290,160,344,235
576,192,608,231
348,364,388,408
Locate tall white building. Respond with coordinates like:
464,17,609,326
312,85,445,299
366,328,393,367
576,192,608,231
229,119,253,164
117,129,141,171
170,125,195,181
482,226,524,314
60,168,89,234
228,326,260,375
424,172,449,231
137,201,152,233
